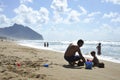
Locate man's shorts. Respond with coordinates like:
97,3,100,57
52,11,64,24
64,55,80,62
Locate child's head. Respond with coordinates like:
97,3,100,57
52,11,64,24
90,51,96,57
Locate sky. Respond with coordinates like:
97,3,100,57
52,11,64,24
0,0,120,41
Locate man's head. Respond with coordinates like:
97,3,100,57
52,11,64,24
77,39,84,47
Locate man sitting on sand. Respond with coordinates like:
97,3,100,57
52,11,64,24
64,39,86,66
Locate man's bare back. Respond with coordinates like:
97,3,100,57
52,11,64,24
64,43,80,57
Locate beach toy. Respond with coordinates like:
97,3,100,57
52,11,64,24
17,63,21,67
87,59,92,62
85,61,93,69
43,64,49,67
16,62,21,67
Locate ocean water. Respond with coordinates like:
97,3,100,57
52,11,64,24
17,40,120,63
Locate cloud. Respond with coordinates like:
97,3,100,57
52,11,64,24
50,1,99,24
99,24,113,33
14,4,33,14
83,24,120,41
0,3,3,12
13,4,49,26
101,0,120,5
51,0,72,23
103,12,119,18
88,12,101,17
0,8,3,12
50,0,82,24
79,6,87,15
77,6,101,23
20,0,33,4
103,12,120,23
83,17,94,23
82,12,101,23
93,24,120,40
0,1,5,12
52,9,81,24
51,0,70,13
94,24,120,35
111,16,120,23
39,7,49,24
65,10,81,23
0,15,8,24
52,12,63,23
42,26,79,40
0,14,10,27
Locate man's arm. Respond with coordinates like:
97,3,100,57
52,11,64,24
77,48,86,62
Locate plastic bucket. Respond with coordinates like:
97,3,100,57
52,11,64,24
43,64,49,67
85,61,92,69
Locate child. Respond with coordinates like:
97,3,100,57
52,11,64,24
90,51,99,67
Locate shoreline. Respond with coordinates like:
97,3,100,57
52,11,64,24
17,40,120,64
0,40,120,80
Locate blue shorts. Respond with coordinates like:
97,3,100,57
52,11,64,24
64,55,81,62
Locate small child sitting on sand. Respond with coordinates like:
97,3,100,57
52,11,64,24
90,51,105,68
90,51,99,67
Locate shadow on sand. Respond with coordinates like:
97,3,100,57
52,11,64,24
62,64,85,69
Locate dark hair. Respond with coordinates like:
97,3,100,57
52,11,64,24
98,43,101,45
77,39,84,46
90,51,96,55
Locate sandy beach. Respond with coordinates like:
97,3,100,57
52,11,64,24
0,40,120,80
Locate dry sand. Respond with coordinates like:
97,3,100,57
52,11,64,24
0,40,120,80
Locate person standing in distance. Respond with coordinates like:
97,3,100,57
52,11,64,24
96,43,101,55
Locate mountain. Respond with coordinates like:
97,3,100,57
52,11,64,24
0,23,43,40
